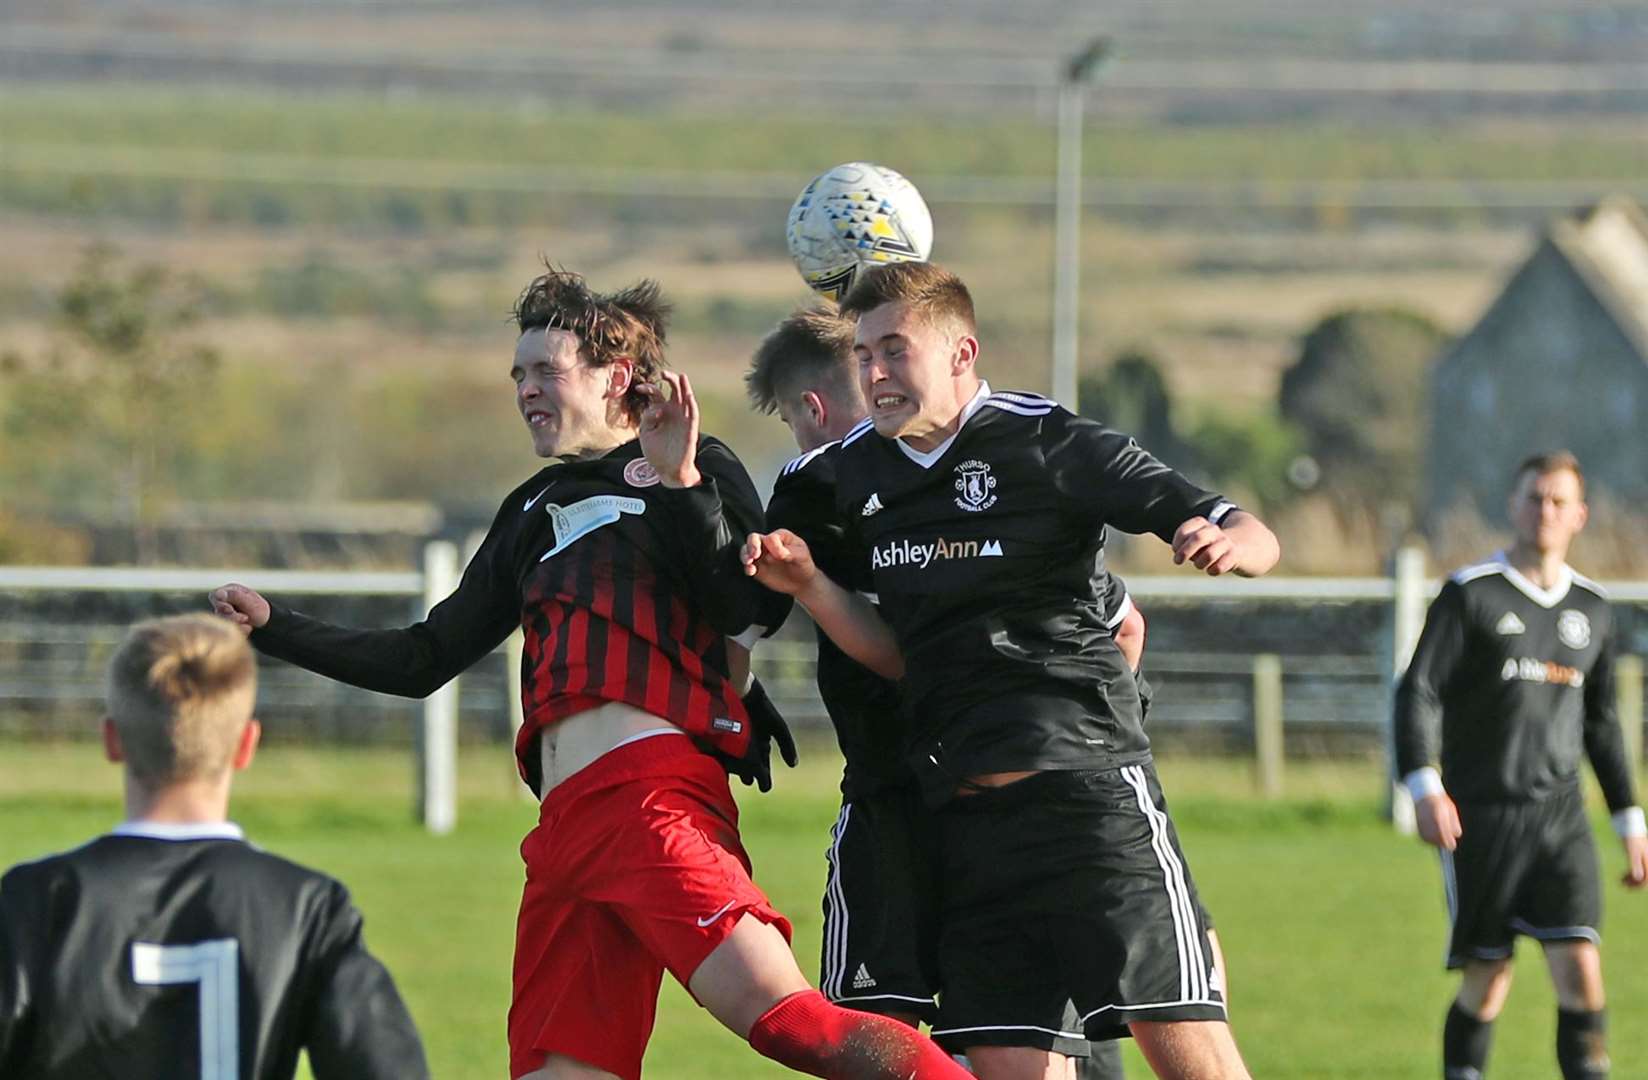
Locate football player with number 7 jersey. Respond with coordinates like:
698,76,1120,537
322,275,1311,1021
0,615,428,1080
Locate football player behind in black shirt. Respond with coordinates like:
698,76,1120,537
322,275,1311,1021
208,269,972,1080
744,262,1279,1080
1396,452,1647,1080
747,303,1182,1080
747,304,941,1028
0,615,428,1080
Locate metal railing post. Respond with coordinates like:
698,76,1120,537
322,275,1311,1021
418,541,460,834
1253,653,1284,799
1386,546,1428,834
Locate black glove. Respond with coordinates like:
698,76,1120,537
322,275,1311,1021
723,677,799,793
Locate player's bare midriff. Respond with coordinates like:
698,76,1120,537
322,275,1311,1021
537,700,685,796
957,769,1040,794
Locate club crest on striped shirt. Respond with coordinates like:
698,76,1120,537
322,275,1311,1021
623,458,662,488
953,459,997,512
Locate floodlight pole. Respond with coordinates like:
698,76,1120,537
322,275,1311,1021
1051,37,1112,412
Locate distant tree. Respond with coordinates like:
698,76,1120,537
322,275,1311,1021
0,245,219,561
1183,410,1307,512
1078,347,1193,470
1278,306,1448,520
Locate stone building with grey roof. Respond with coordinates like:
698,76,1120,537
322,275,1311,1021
1427,196,1648,527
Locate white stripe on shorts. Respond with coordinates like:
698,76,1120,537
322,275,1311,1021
1439,848,1458,966
1121,765,1208,1004
1440,848,1457,923
929,1022,1086,1040
1507,917,1600,944
822,803,853,1000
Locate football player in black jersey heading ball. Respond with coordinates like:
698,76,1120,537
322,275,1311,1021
1397,451,1647,1080
744,262,1278,1080
0,614,429,1080
747,301,1191,1080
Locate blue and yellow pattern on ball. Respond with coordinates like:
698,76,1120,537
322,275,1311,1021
786,162,934,301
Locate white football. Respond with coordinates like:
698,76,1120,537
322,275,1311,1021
785,162,934,301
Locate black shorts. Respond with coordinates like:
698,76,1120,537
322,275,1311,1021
819,786,941,1023
1442,787,1602,969
930,763,1226,1052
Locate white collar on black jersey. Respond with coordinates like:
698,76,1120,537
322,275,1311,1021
1488,550,1574,608
896,380,992,470
111,821,246,842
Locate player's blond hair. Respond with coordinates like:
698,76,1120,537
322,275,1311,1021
1513,450,1586,498
839,261,976,337
106,614,257,785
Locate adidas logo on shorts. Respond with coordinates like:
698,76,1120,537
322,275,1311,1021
851,963,876,989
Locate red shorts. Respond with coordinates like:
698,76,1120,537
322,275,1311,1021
508,732,792,1080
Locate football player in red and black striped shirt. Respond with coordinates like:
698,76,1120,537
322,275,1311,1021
209,268,972,1080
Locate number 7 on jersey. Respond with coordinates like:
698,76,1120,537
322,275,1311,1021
132,939,240,1079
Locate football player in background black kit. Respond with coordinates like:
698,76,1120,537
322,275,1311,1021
1396,451,1647,1080
746,303,1171,1079
744,263,1279,1080
0,614,428,1080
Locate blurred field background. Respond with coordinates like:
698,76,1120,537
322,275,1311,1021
5,1,1648,573
6,4,1648,1077
4,740,1645,1079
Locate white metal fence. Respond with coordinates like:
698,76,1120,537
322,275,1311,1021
3,548,1644,834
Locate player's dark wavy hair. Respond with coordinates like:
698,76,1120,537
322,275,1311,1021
839,261,976,335
745,302,859,415
512,266,671,420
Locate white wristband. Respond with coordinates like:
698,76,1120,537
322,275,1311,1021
1403,767,1445,803
1612,806,1647,839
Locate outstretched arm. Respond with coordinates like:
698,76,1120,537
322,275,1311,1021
1171,510,1280,578
208,509,519,698
741,530,904,681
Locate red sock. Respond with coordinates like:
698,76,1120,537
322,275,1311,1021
748,989,971,1079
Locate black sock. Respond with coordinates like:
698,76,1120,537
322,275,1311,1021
1556,1007,1608,1079
1443,1002,1493,1079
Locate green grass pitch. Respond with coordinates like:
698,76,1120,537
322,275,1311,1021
2,741,1643,1078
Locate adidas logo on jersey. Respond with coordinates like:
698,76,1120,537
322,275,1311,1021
851,963,876,989
1495,612,1525,635
861,493,884,517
